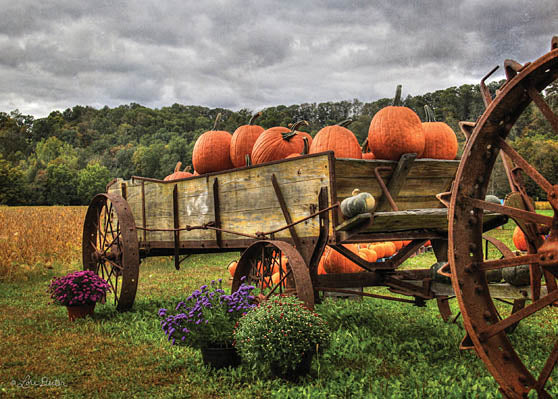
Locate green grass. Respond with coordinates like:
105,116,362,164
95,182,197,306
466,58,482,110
1,218,557,398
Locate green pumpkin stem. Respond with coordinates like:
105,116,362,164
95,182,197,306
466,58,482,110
301,137,309,155
281,120,309,140
245,154,252,167
249,111,262,125
337,119,353,127
212,113,222,130
392,85,402,106
424,105,436,122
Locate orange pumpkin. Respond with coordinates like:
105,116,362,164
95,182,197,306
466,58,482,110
368,85,425,160
370,243,386,259
164,162,193,181
230,112,265,168
359,248,378,263
421,105,458,160
383,242,397,258
317,257,327,275
251,121,309,164
192,113,234,174
513,226,528,251
227,260,238,278
393,241,404,251
285,137,309,158
361,138,376,160
362,151,376,160
309,120,362,159
322,244,364,274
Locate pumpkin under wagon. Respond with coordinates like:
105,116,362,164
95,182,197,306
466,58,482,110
82,37,558,398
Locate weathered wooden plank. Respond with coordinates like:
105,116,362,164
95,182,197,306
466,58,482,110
404,281,546,300
110,154,334,243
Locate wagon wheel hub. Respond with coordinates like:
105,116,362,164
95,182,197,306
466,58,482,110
538,237,558,276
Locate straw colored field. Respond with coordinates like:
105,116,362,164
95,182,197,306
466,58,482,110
0,206,86,280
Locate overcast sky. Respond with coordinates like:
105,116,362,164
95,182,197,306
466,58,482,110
1,0,557,118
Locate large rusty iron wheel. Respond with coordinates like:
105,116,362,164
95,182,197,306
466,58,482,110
449,38,558,398
231,240,314,309
83,193,140,311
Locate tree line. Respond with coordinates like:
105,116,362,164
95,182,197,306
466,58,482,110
1,80,557,205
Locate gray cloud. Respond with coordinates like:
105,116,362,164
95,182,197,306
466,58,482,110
0,0,556,117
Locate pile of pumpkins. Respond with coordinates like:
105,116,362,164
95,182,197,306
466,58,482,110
226,240,413,282
164,85,458,180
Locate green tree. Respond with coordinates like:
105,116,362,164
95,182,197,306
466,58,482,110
45,159,79,205
77,162,112,204
0,155,25,204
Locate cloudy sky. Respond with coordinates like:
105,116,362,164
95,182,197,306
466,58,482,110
1,0,557,118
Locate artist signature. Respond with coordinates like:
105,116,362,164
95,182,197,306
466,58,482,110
11,375,66,389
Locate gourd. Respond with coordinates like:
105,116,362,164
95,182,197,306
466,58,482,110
340,189,376,219
192,113,234,174
251,121,310,164
421,105,458,160
164,162,193,181
309,119,362,158
230,111,265,168
368,85,425,160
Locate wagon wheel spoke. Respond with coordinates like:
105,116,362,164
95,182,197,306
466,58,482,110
101,231,122,257
497,138,555,196
462,196,553,226
535,339,558,395
525,85,558,133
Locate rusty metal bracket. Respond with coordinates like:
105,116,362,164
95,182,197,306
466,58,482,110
374,167,398,211
213,178,222,248
120,183,127,200
375,153,417,211
271,174,303,253
480,65,499,108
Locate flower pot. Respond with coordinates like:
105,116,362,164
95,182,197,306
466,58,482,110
200,345,241,369
66,303,96,321
270,351,313,381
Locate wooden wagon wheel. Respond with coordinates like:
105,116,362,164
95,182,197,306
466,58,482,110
83,193,140,311
231,240,314,310
449,37,558,398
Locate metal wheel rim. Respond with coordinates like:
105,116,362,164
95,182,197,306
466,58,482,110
83,193,139,311
232,240,314,309
449,43,558,398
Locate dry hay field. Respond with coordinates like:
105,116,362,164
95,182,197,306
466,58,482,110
0,206,86,281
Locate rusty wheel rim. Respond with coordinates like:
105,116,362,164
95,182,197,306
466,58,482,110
449,40,558,398
232,240,314,309
83,193,139,311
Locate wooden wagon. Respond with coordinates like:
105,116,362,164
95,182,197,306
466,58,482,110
83,38,558,398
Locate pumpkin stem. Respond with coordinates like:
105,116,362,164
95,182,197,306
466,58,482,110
174,161,182,173
249,111,262,125
337,119,353,127
361,137,369,152
424,105,436,122
301,137,309,155
245,154,252,167
184,165,192,172
212,113,222,130
281,120,309,140
392,85,402,106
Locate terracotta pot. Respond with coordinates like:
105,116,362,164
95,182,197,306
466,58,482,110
200,345,241,369
66,303,96,321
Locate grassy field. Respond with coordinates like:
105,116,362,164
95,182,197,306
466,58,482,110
0,207,556,398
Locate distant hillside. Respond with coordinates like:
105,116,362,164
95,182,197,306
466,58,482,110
1,80,557,205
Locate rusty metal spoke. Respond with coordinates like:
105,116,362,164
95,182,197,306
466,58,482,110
265,270,293,299
101,231,122,257
535,339,558,394
497,138,554,195
475,253,541,271
525,85,558,133
478,289,558,342
463,196,553,226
